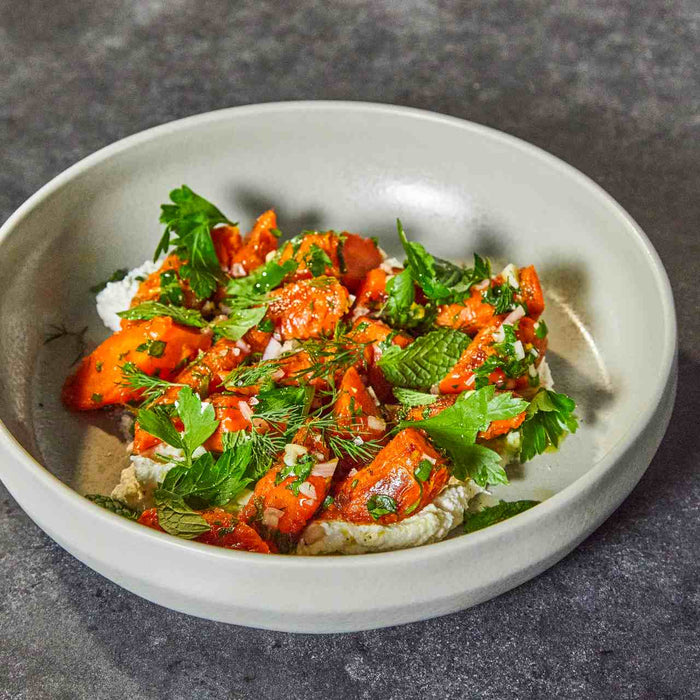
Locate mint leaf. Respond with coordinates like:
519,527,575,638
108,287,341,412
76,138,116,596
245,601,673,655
214,306,267,341
176,386,219,460
160,444,253,508
464,500,539,533
400,386,528,486
118,302,207,328
154,490,210,539
377,329,470,390
85,494,138,520
393,388,438,407
520,389,578,462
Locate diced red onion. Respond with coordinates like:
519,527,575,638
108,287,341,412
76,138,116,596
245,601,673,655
311,459,339,478
367,415,386,432
238,401,254,422
298,482,317,499
262,507,283,528
231,263,247,278
235,339,251,353
502,306,526,326
262,337,283,361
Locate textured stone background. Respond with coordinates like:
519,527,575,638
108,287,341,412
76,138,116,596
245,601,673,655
1,1,699,698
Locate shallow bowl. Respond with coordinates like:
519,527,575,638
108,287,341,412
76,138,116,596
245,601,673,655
0,102,676,632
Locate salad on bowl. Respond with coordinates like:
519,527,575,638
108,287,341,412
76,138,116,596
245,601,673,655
62,185,577,556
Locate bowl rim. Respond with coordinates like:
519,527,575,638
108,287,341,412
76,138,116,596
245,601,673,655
0,100,677,569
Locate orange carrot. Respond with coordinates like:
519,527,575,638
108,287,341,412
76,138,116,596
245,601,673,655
62,317,212,410
325,428,450,525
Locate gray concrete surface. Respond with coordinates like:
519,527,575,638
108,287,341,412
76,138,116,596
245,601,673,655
1,1,698,698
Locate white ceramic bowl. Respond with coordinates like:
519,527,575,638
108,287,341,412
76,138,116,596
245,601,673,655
0,102,676,633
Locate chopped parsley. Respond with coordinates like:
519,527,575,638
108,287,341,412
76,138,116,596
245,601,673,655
136,339,167,357
367,493,398,520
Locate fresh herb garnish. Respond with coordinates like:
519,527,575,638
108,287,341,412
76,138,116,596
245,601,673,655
367,493,398,520
118,302,207,328
305,244,334,277
120,362,181,403
85,494,138,520
276,453,315,495
481,280,518,315
392,388,438,407
463,500,539,533
159,442,253,509
414,459,433,483
226,258,298,308
90,268,129,294
377,329,470,390
519,389,578,462
156,185,234,300
136,339,167,358
382,268,427,329
154,491,211,539
136,386,219,467
400,385,528,487
158,269,185,306
213,306,267,341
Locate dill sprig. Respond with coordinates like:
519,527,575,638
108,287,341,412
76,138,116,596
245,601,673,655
291,335,370,383
119,362,182,403
223,359,282,390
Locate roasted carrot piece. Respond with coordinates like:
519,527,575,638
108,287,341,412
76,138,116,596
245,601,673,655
230,209,278,274
354,267,390,312
333,366,383,437
349,317,412,402
278,231,342,280
211,224,243,273
138,508,270,553
331,366,386,486
438,316,547,394
339,233,383,293
162,338,249,402
325,428,450,525
267,277,350,340
62,317,212,411
239,428,334,548
203,394,254,452
131,338,250,454
435,285,496,335
518,266,545,319
127,254,199,317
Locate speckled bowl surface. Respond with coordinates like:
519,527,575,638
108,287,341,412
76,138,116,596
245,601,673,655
0,102,676,632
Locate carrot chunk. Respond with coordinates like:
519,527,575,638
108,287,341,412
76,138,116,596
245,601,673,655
338,233,383,293
267,277,350,340
239,428,334,549
230,209,278,273
326,428,450,525
62,317,212,410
